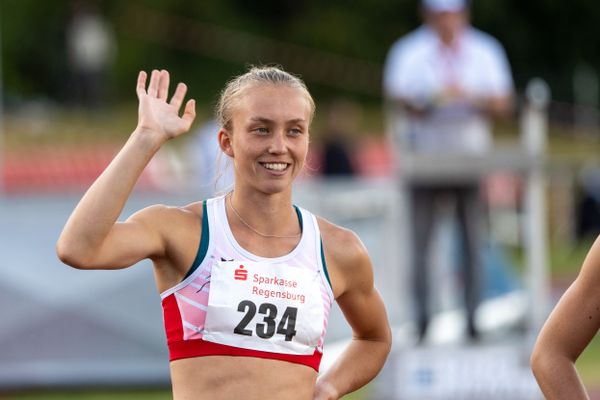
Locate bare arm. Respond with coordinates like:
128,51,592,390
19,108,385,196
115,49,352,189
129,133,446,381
314,221,392,400
531,236,600,399
56,69,196,269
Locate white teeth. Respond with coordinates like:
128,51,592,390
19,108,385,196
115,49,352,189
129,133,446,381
262,163,288,171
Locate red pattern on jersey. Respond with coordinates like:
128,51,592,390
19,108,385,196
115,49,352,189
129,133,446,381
162,293,184,344
161,293,323,371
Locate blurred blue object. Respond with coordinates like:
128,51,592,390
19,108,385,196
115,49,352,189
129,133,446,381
481,240,521,299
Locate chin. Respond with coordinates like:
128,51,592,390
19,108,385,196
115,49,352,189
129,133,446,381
256,181,293,195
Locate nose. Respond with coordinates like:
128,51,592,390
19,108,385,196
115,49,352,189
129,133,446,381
268,130,287,154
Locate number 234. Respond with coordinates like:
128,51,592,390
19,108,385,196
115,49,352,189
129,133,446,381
234,300,298,341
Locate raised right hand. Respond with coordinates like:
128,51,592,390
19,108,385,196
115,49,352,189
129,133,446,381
136,69,196,141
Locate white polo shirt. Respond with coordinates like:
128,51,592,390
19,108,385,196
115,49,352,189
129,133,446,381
384,26,513,153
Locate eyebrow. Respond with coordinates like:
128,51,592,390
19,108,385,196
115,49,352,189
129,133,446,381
249,117,306,124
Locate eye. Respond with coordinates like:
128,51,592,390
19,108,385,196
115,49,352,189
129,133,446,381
253,127,269,135
288,128,303,136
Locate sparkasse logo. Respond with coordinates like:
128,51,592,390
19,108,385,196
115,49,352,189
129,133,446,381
234,265,248,281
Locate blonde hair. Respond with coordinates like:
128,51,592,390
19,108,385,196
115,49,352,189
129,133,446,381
215,65,316,131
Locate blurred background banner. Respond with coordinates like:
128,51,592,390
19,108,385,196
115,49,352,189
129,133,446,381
2,1,600,399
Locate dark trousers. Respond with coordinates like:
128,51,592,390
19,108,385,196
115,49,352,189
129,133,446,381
410,183,482,339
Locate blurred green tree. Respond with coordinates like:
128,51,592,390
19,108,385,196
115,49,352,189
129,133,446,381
1,0,599,106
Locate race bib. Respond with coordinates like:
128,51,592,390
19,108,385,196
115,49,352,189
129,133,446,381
203,261,324,355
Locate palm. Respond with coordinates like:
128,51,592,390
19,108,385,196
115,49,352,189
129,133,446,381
136,70,196,139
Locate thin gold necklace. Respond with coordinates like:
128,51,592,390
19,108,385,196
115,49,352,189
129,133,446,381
227,192,301,239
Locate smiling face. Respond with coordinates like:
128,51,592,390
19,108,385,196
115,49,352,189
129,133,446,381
218,84,311,195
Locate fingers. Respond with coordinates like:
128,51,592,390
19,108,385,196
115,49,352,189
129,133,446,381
137,70,193,127
138,69,170,99
181,99,197,130
136,71,147,99
169,82,188,110
157,70,170,100
147,69,161,97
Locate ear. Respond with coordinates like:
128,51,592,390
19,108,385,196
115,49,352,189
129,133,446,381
218,128,234,157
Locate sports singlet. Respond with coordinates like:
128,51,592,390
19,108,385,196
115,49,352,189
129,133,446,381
160,195,334,371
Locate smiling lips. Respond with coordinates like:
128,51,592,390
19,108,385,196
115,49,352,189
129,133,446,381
260,162,290,172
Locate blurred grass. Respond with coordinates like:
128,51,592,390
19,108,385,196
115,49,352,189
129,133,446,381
2,385,370,400
2,389,172,400
1,102,388,149
580,339,600,389
5,105,600,157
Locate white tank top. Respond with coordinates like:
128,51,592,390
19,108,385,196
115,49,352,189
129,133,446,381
160,195,334,362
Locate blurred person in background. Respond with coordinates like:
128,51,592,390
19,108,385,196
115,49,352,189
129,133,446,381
383,0,514,342
531,235,600,399
56,66,391,399
321,99,359,177
66,0,116,108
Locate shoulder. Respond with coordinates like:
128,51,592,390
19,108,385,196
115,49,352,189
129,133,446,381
384,26,436,85
128,201,203,235
318,217,367,260
317,217,373,295
387,26,432,58
130,201,202,221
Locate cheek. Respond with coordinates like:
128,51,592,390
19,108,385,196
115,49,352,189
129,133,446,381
297,138,310,163
232,141,261,171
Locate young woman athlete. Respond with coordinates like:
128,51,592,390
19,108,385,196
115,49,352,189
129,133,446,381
57,66,392,400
